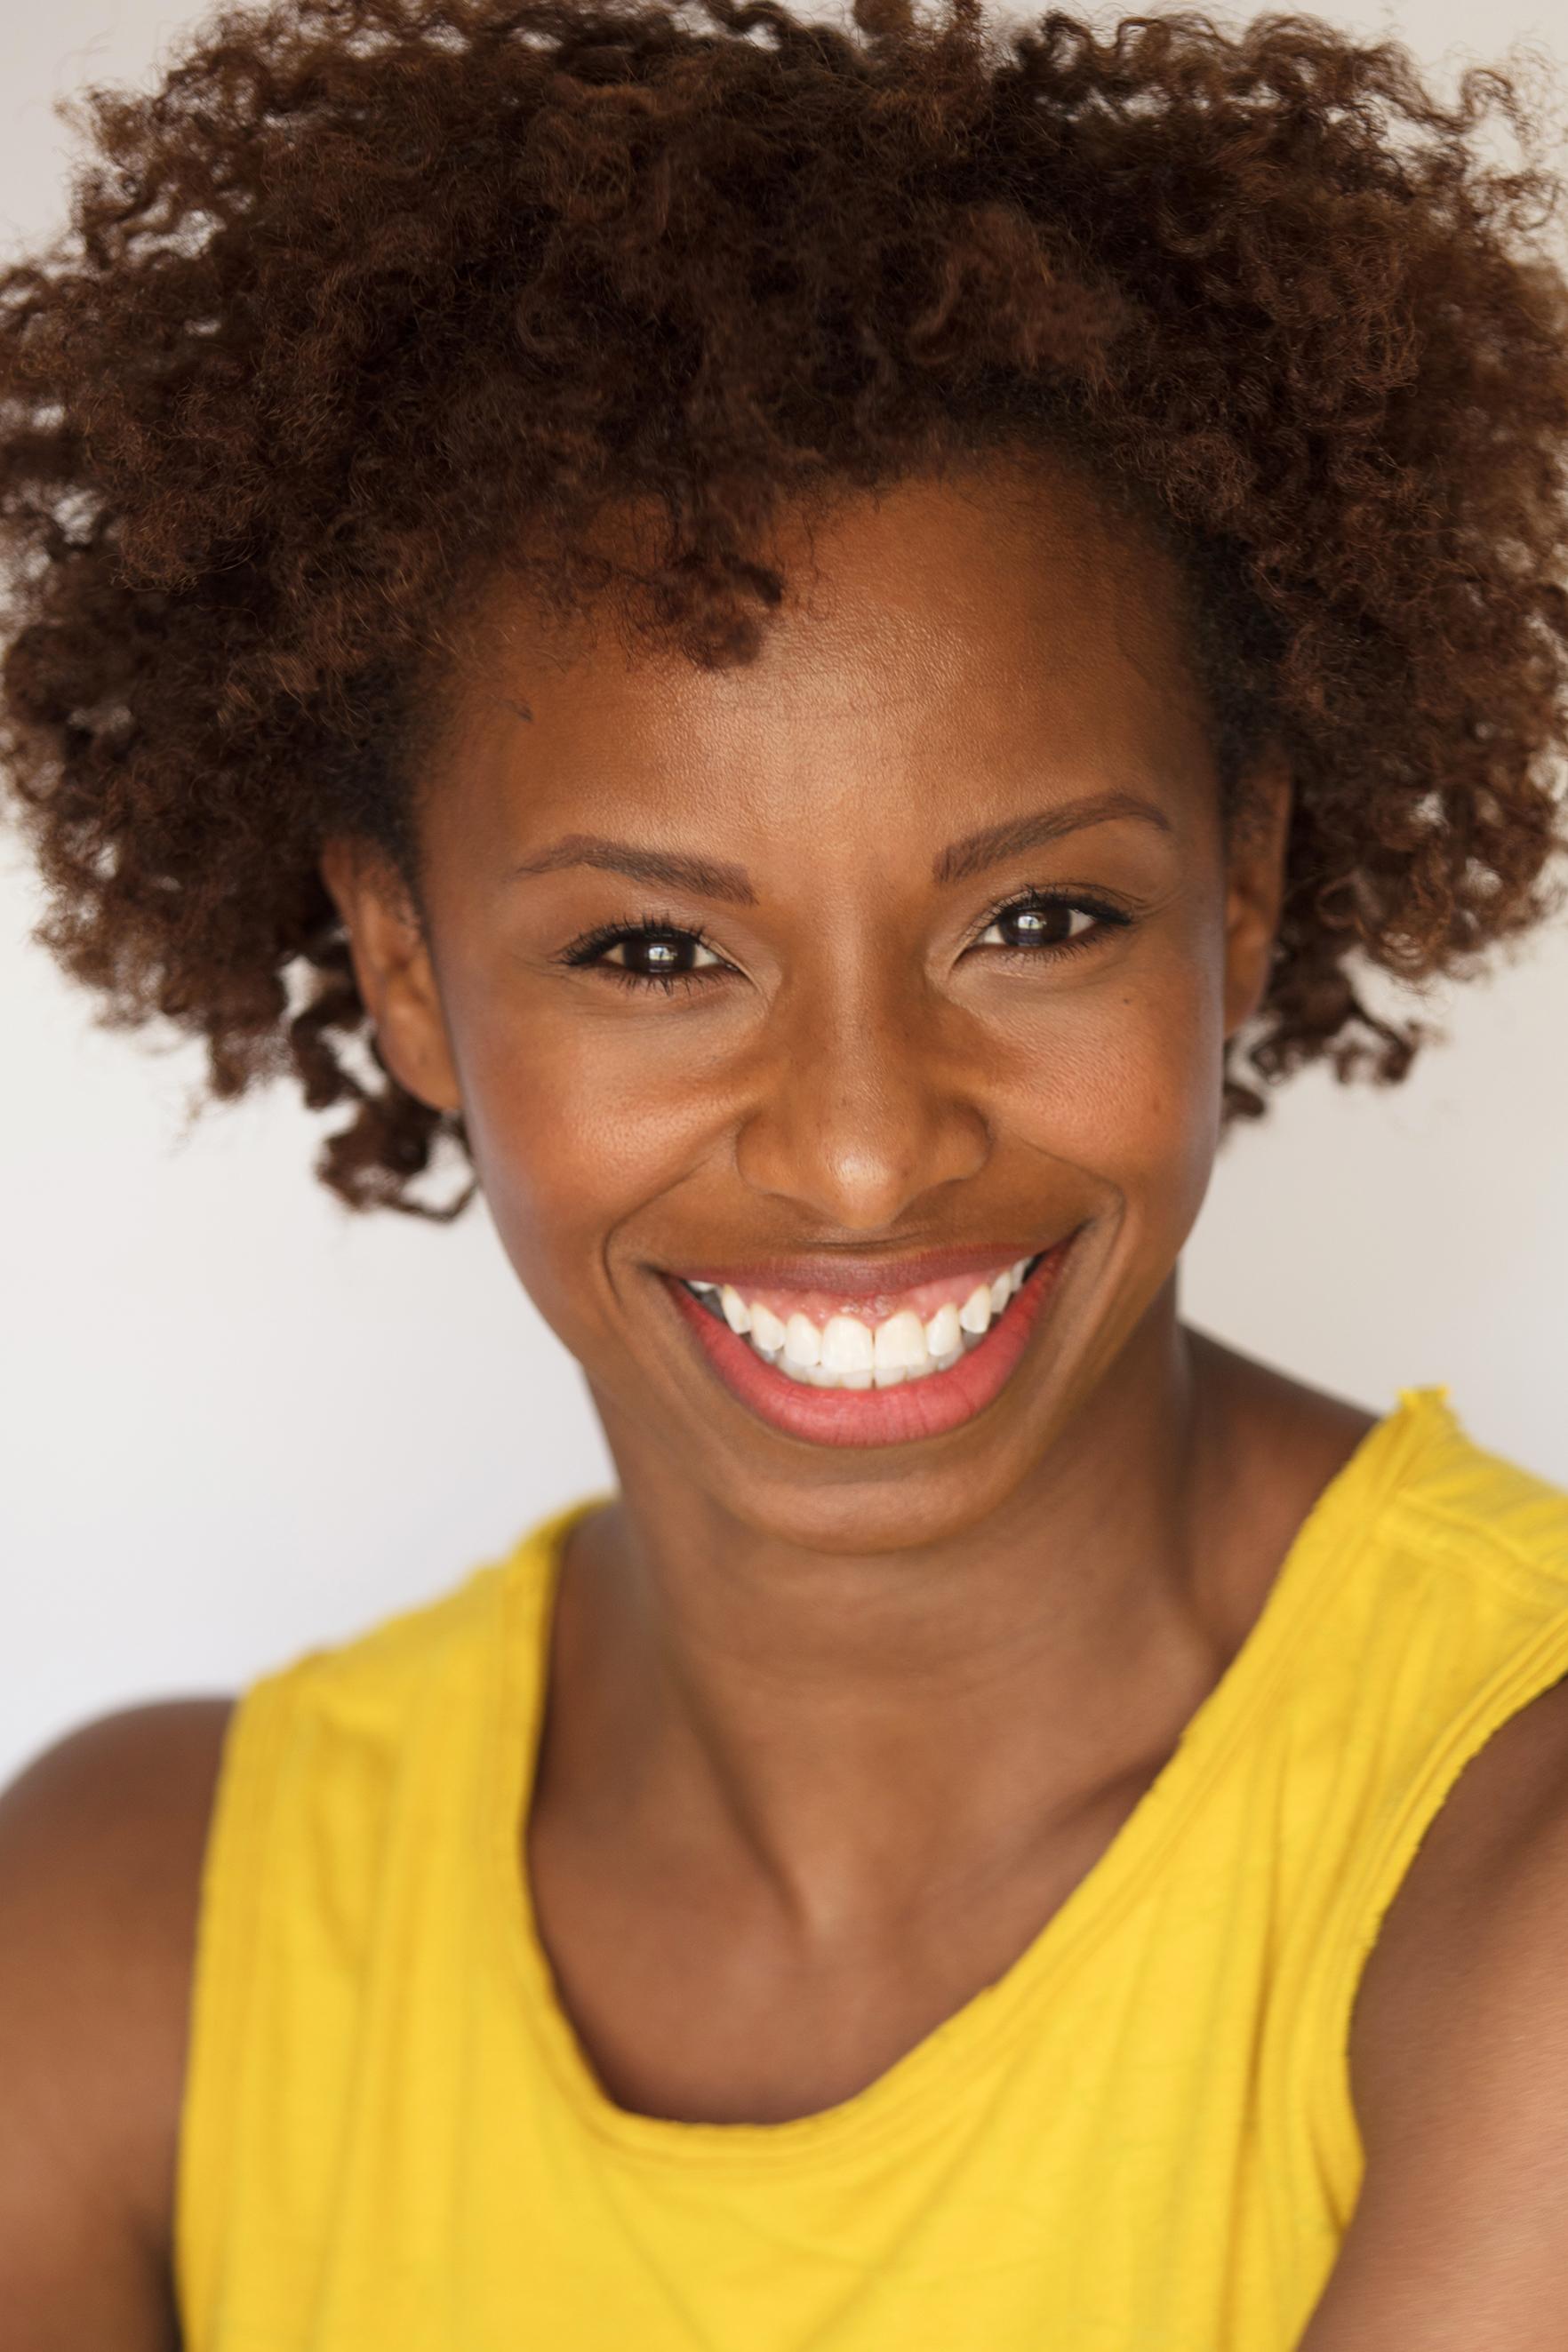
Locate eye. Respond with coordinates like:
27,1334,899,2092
973,891,1133,957
557,915,730,995
599,928,725,983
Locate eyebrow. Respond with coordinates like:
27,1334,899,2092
508,835,758,905
508,789,1172,906
932,790,1172,884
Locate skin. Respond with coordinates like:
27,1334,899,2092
322,451,1364,2127
4,449,1568,2347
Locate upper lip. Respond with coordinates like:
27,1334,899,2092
662,1240,1056,1299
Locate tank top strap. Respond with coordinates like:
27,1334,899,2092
175,1649,308,2340
172,1495,609,2345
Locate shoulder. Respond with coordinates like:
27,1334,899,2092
1315,1655,1568,2336
1223,1345,1568,1614
1348,1414,1568,2117
1351,1660,1568,2131
0,1698,234,2346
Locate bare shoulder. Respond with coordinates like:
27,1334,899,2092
1298,1668,1568,2341
1350,1664,1568,2129
0,1697,235,2352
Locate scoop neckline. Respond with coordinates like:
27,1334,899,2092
488,1386,1457,2171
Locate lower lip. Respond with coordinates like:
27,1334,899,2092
660,1239,1075,1449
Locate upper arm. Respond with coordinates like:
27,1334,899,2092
1300,1671,1568,2350
0,1698,234,2352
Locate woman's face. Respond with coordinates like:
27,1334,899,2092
324,455,1287,1554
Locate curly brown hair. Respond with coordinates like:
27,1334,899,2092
3,0,1566,1219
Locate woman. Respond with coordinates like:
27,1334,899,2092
2,0,1567,2343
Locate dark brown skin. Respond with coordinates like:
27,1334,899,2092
5,452,1568,2347
0,1698,231,2352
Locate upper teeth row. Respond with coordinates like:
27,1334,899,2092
686,1259,1033,1387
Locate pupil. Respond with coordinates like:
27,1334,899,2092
1012,904,1065,945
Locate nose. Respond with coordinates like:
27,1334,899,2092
733,954,991,1233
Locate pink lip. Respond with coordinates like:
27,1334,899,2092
660,1235,1076,1450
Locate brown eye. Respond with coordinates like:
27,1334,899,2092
602,931,709,978
556,915,732,996
977,895,1120,954
601,930,723,980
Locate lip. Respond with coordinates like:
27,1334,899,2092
659,1233,1077,1450
662,1242,1048,1302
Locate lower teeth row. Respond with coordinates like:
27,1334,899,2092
691,1256,1041,1391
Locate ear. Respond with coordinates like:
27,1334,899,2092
317,838,463,1115
1221,743,1292,1040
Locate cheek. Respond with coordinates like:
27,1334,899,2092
444,983,730,1324
1003,956,1225,1236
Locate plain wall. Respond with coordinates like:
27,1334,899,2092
4,0,1566,1790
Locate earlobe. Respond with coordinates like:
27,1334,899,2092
317,837,464,1116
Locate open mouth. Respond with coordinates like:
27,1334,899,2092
660,1237,1075,1450
676,1252,1046,1391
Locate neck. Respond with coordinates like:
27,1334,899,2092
543,1292,1257,1937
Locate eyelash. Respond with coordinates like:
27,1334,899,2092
557,911,727,996
556,887,1137,997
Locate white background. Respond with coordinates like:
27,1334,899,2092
3,0,1565,1789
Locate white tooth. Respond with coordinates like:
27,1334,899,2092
805,1363,841,1388
874,1309,930,1373
720,1284,751,1334
688,1279,718,1293
840,1370,874,1390
749,1300,788,1355
934,1346,964,1372
958,1284,993,1335
783,1312,821,1368
1011,1258,1028,1287
872,1364,907,1388
989,1270,1011,1316
924,1300,962,1358
820,1315,875,1374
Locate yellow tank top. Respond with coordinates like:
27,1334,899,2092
174,1388,1568,2351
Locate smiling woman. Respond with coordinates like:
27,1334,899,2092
3,1,1568,2349
320,459,1272,1508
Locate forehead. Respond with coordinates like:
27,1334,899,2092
428,453,1219,862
